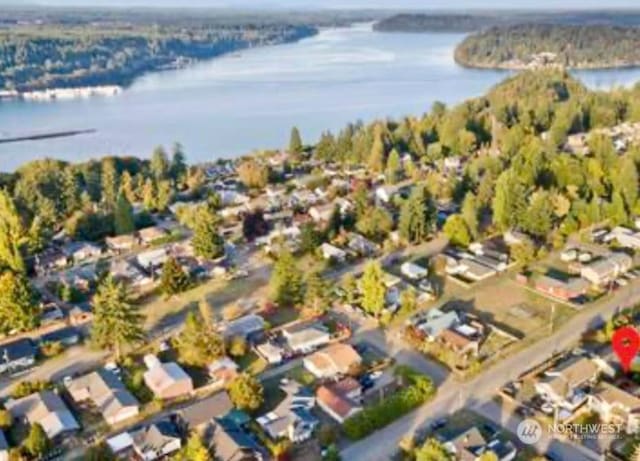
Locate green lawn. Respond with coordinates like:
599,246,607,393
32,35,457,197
238,352,268,376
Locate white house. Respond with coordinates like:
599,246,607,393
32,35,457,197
282,323,331,353
580,253,632,286
400,261,428,280
320,243,347,262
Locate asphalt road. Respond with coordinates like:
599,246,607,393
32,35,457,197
340,279,640,461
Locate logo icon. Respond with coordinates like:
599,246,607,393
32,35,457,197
516,418,542,445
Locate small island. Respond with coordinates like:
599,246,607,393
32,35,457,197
454,24,640,70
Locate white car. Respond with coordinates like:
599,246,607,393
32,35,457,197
104,361,121,375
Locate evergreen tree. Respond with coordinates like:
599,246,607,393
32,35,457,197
299,222,323,254
174,307,225,367
443,214,472,247
24,423,50,458
91,276,144,360
101,158,119,210
306,270,330,313
0,190,25,273
62,167,81,214
142,178,156,211
151,146,170,181
289,126,303,154
160,257,190,297
522,190,554,237
228,374,264,411
191,207,224,260
114,193,135,236
398,185,436,244
461,192,479,238
170,143,188,187
120,171,137,203
369,130,385,173
385,149,402,184
360,260,386,317
156,180,173,212
269,250,304,307
492,170,527,231
0,271,37,334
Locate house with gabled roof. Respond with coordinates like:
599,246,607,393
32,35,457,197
256,380,318,443
303,343,362,379
67,369,139,425
6,391,79,439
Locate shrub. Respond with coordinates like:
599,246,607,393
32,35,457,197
11,380,52,399
343,367,435,440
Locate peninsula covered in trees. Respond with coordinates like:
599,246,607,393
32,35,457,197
455,24,640,70
0,21,315,93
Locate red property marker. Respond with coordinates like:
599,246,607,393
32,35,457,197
612,326,640,372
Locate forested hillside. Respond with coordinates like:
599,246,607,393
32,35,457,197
455,24,640,69
0,23,315,92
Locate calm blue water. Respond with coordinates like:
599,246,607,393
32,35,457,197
2,23,640,171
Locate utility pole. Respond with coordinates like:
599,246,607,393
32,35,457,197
549,303,556,336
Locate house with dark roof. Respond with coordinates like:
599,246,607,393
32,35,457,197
178,391,234,431
131,419,182,461
39,326,82,348
67,369,139,425
444,426,517,461
256,380,318,442
0,338,36,374
211,419,264,461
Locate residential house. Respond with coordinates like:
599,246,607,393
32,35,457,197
67,369,140,425
255,342,284,365
413,308,460,341
347,233,378,257
221,314,265,340
136,248,169,273
316,377,362,424
211,419,264,461
309,203,335,224
282,323,331,354
256,380,318,442
178,391,233,431
443,426,517,461
6,391,79,439
39,326,82,348
534,275,589,301
400,261,428,280
106,234,138,253
589,382,640,433
138,226,169,246
34,247,68,273
131,419,182,461
207,357,239,386
534,356,600,412
605,227,640,250
581,253,633,286
61,241,102,264
143,355,194,399
320,243,347,262
111,259,153,289
439,328,480,356
303,343,362,379
0,338,36,374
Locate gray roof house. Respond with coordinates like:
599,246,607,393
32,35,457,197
256,380,318,443
67,369,139,425
0,338,36,374
131,420,182,461
179,391,234,430
6,391,79,439
211,419,264,461
414,309,460,340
